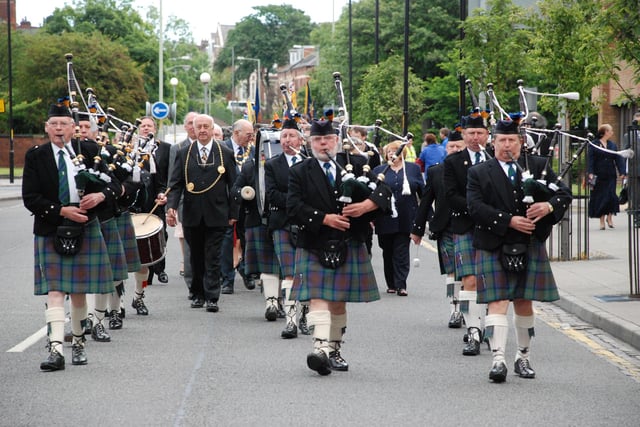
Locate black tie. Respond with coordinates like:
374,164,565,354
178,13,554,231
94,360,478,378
475,152,481,165
508,162,517,186
323,162,335,187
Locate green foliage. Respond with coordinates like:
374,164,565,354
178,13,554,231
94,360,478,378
353,56,425,138
10,31,146,133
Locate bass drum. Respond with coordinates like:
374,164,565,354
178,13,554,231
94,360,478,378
254,129,283,217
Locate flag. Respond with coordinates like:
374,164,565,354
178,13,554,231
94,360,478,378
246,99,256,124
253,83,261,123
304,81,314,119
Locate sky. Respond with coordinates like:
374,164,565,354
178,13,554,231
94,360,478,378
17,0,350,41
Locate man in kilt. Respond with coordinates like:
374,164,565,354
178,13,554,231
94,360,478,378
443,113,491,355
23,102,120,371
467,119,571,382
411,128,466,327
287,119,392,375
265,118,309,338
232,153,282,322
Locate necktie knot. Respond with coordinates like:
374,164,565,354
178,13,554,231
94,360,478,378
475,151,481,165
507,162,517,185
201,146,208,163
237,146,245,157
291,156,297,166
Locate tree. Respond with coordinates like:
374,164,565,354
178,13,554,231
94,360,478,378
214,5,315,118
354,56,426,140
10,31,146,133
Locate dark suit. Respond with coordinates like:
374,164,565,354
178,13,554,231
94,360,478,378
167,140,239,302
467,156,572,251
265,153,291,231
444,149,477,235
413,163,449,238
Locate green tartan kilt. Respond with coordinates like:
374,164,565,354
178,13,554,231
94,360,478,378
272,229,296,277
453,232,476,279
115,211,142,272
100,217,128,282
290,241,380,303
475,240,559,303
244,225,280,276
34,217,115,295
437,230,455,275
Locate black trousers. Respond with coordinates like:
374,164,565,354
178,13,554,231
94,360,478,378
184,221,226,302
377,232,410,290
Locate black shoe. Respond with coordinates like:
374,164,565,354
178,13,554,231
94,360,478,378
514,358,536,379
240,271,256,290
206,300,219,313
71,341,88,366
265,305,278,321
91,322,111,342
329,350,349,371
281,322,298,339
188,292,194,300
157,272,169,283
221,286,234,295
83,315,93,335
306,350,332,376
191,297,204,308
299,306,310,335
132,293,149,315
108,310,123,330
462,328,481,356
489,361,508,383
120,307,126,319
448,311,464,328
40,345,65,371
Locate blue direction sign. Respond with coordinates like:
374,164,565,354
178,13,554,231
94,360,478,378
151,101,169,120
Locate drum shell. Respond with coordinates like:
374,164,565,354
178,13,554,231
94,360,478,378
130,213,167,267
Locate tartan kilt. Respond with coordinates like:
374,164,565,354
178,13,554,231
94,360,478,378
453,232,476,279
272,229,296,277
115,211,142,272
244,225,280,276
100,217,128,282
437,230,455,275
475,240,559,303
290,241,380,303
34,217,115,295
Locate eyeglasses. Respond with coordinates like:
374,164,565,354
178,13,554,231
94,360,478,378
47,121,73,127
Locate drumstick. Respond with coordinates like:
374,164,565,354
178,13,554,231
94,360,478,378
143,187,171,224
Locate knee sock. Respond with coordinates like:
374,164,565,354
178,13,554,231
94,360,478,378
329,313,347,354
459,290,483,332
45,307,65,356
307,309,331,356
281,279,298,325
134,269,148,295
485,313,509,365
262,274,280,309
514,314,535,361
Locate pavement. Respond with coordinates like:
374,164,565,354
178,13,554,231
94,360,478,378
3,177,640,351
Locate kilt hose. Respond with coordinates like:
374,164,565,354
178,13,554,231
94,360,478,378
437,230,455,276
475,239,559,304
290,240,380,303
115,211,142,273
100,217,129,282
244,225,280,276
34,217,115,295
453,231,476,279
272,229,296,278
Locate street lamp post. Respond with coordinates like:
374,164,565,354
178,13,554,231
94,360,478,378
200,72,211,115
170,77,178,143
236,56,261,112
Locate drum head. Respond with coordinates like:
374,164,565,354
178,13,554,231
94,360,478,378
130,213,163,238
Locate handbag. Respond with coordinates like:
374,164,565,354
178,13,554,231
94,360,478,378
500,242,528,273
587,174,597,190
53,220,85,256
619,185,628,205
315,239,349,269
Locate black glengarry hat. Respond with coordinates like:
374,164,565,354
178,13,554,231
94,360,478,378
494,119,520,135
462,114,486,129
310,119,335,136
281,118,300,131
48,102,72,118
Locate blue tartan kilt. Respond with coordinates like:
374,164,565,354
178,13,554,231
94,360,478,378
475,240,559,303
437,230,455,275
100,217,128,282
272,229,296,277
244,225,280,276
115,211,142,272
453,232,476,279
34,217,115,295
290,241,380,303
